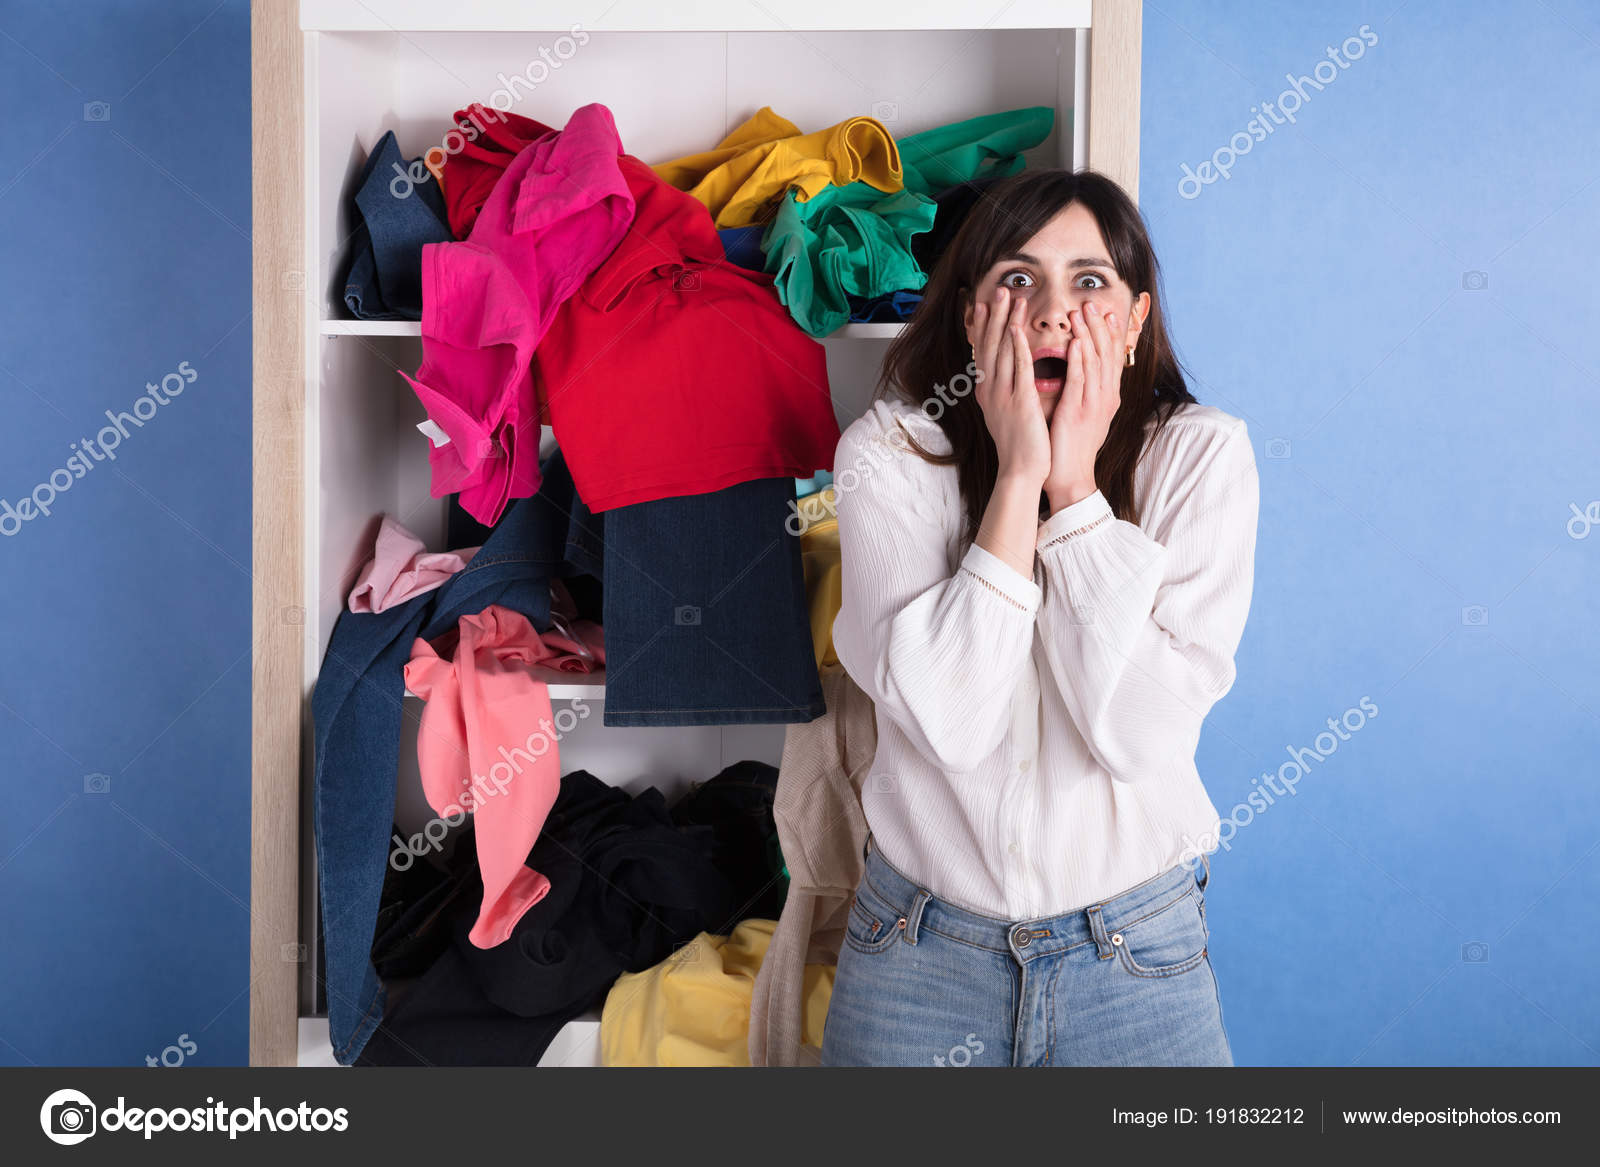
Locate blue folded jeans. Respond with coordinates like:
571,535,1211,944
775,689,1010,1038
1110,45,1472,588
820,835,1234,1067
599,476,825,726
339,130,453,320
312,449,593,1065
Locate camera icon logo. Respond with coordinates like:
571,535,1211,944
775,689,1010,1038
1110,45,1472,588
672,269,701,292
1461,270,1488,291
1461,605,1488,627
1265,437,1292,461
84,772,111,795
674,605,701,626
1461,941,1490,963
871,100,899,123
83,102,111,122
40,1088,97,1145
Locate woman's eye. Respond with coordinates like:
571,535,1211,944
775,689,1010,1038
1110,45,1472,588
1077,273,1108,289
1000,271,1034,288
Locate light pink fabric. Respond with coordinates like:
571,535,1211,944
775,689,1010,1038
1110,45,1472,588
404,603,606,949
347,515,480,613
401,102,636,526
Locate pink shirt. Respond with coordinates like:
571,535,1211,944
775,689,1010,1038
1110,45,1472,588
347,515,479,614
404,603,606,949
402,102,635,526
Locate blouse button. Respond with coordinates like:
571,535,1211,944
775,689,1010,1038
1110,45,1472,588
1007,842,1019,854
1018,759,1031,772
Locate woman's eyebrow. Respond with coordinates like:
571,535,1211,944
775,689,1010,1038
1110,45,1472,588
993,251,1115,271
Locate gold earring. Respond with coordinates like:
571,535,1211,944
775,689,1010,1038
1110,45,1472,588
1125,345,1136,367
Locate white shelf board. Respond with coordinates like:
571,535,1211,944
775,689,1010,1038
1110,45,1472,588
324,319,904,339
301,0,1091,33
297,1009,604,1067
404,666,606,701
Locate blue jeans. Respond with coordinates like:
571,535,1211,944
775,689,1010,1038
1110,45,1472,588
820,835,1233,1067
599,476,825,727
339,130,452,320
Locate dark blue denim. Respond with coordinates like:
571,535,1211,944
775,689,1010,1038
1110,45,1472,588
846,288,923,322
339,130,453,320
600,476,825,726
909,174,1008,276
312,449,592,1065
717,224,767,272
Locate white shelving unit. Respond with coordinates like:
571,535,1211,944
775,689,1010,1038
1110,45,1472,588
251,0,1141,1066
322,318,908,338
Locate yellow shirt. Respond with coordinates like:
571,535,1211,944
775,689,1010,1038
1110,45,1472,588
652,107,903,227
600,918,835,1066
796,486,841,671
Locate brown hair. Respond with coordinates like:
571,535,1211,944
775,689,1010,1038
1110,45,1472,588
877,167,1197,545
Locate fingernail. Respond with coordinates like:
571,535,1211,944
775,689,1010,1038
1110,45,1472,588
1087,302,1099,316
1107,313,1117,327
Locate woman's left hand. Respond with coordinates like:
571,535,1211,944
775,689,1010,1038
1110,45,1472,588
1044,302,1124,509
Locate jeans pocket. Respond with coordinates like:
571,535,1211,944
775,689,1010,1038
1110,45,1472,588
1111,888,1208,979
843,879,906,956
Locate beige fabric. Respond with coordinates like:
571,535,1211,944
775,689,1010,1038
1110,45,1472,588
748,664,878,1066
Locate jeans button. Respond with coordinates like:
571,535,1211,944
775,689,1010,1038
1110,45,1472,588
1013,926,1032,948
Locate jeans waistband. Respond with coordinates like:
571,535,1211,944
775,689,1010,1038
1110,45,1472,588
859,833,1207,962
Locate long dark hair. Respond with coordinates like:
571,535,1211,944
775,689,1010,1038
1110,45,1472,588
878,167,1197,546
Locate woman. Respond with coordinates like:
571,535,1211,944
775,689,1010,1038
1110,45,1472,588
820,168,1259,1067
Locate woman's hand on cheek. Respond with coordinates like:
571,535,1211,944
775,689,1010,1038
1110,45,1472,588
1043,302,1122,509
972,287,1051,488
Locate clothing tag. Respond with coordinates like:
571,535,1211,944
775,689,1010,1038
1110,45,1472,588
416,418,451,447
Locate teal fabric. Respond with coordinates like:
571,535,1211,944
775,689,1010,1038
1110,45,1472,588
898,105,1055,196
765,106,1055,337
764,185,933,337
795,469,833,498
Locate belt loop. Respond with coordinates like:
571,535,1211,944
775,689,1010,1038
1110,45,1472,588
903,888,931,945
1085,903,1114,959
1197,850,1211,892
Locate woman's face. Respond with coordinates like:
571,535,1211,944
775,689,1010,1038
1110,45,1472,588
961,201,1150,421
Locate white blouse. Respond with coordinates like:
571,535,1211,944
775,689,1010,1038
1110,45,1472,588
831,394,1260,919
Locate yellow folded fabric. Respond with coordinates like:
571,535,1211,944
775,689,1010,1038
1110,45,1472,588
600,917,835,1066
797,487,841,671
652,106,903,227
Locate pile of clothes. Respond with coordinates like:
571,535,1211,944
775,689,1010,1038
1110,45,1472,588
316,97,1052,1067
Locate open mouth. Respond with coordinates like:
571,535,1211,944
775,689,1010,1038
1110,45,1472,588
1033,356,1067,383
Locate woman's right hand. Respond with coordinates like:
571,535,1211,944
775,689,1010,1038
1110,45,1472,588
970,286,1051,488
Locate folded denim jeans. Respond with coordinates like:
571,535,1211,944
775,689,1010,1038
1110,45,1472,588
599,475,825,727
339,130,453,320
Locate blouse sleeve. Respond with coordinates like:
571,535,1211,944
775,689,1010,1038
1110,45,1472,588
1033,416,1259,785
831,408,1041,774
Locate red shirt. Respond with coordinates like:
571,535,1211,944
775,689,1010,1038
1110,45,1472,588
437,104,548,239
535,153,839,513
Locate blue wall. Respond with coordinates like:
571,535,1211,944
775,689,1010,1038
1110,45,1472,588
0,0,251,1065
1142,0,1600,1064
